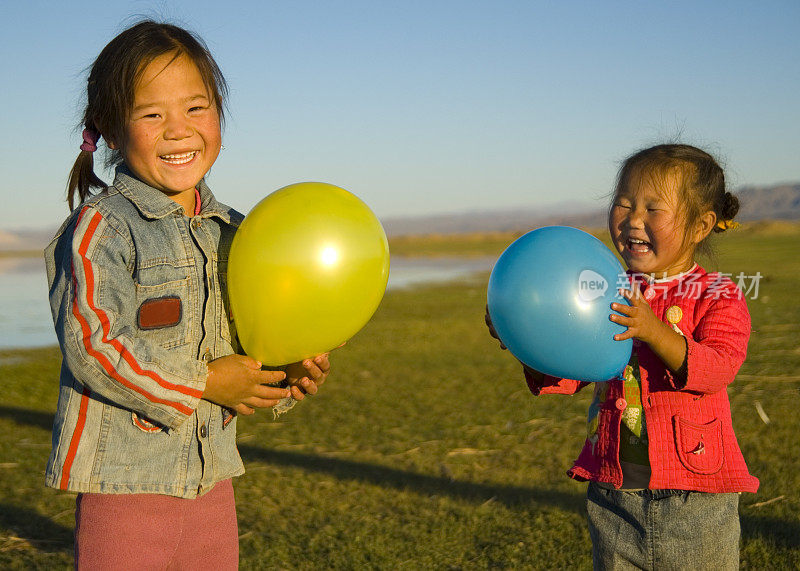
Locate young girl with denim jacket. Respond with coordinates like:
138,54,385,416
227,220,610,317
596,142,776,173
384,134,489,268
486,144,759,570
45,20,331,568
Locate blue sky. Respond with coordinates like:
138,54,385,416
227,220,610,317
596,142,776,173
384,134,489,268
2,1,798,230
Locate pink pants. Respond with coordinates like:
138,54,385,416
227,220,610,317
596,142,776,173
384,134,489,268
74,479,238,570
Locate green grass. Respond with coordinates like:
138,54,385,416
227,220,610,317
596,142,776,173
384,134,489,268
1,226,799,569
389,231,529,258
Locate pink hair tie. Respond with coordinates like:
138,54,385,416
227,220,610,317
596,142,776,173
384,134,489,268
80,128,100,153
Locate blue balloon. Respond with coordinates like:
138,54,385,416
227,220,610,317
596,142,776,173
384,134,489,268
487,226,632,382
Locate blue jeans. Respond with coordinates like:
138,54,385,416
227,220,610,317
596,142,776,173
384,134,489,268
586,482,740,570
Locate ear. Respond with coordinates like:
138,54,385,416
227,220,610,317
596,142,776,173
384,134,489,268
693,210,717,244
101,129,119,150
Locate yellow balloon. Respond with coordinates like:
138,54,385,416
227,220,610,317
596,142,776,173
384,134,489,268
227,182,390,366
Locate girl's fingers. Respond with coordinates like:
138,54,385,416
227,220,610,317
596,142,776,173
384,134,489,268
258,370,287,384
610,302,635,316
610,313,636,340
611,315,633,333
244,356,263,369
313,353,331,373
244,396,286,409
619,287,645,304
610,311,638,326
486,322,502,341
291,376,319,396
289,385,306,401
614,330,635,341
234,404,256,415
302,377,319,394
302,359,324,379
254,384,291,400
485,307,507,348
228,353,262,370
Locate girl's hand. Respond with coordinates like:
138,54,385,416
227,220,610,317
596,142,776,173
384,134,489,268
284,353,331,401
484,305,507,350
203,354,290,415
486,305,544,381
522,363,545,384
610,285,688,373
609,285,664,345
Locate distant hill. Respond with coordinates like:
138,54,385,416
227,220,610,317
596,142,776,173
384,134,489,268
383,182,800,236
1,182,798,250
381,200,607,237
735,183,800,221
0,227,56,253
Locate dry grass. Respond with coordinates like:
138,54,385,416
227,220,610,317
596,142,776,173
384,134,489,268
0,227,798,569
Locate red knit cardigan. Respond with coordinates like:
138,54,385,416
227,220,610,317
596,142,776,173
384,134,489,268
526,264,759,493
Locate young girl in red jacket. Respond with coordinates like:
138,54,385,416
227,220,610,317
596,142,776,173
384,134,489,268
487,144,758,570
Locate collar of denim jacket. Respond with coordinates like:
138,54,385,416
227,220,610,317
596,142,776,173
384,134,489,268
113,165,237,225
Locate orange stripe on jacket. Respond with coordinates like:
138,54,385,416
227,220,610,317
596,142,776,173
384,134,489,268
60,387,91,489
72,209,201,416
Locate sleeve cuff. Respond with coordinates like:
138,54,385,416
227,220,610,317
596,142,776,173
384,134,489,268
524,366,584,395
664,336,689,390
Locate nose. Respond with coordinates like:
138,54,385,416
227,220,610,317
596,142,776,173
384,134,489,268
163,113,192,140
625,206,646,229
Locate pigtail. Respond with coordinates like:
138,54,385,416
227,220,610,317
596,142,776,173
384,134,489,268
720,192,740,221
67,143,106,211
713,191,741,233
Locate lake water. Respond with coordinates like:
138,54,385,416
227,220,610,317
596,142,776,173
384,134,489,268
0,257,54,349
0,255,495,350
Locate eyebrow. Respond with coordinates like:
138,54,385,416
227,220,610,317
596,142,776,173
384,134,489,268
132,94,210,113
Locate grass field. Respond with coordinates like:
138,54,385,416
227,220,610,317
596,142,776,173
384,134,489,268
1,224,799,569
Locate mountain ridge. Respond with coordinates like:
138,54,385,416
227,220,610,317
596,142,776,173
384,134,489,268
2,182,798,250
382,182,800,236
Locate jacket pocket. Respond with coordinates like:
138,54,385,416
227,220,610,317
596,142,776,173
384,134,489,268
673,415,724,475
131,411,165,433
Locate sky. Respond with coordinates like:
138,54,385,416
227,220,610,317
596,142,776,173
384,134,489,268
1,1,798,230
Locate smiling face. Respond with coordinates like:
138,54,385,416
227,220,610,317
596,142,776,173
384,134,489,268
609,168,705,278
112,51,221,205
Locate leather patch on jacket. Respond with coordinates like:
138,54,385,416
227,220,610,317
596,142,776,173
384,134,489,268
137,296,182,330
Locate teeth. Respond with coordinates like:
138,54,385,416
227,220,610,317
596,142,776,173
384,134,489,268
160,152,196,164
627,238,651,253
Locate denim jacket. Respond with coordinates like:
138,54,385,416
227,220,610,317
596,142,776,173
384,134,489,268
45,166,245,498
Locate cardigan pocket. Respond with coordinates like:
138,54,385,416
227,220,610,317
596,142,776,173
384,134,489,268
673,415,724,475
